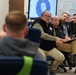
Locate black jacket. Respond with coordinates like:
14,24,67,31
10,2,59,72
55,26,65,39
69,21,76,37
35,19,56,51
59,20,72,37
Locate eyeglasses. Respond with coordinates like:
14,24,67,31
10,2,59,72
43,15,51,18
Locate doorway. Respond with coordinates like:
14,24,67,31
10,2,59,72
9,0,24,12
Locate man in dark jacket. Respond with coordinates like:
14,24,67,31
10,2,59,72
70,14,76,38
32,11,65,75
59,12,72,37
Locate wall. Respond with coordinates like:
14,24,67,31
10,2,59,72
0,0,9,30
24,0,28,18
57,0,76,16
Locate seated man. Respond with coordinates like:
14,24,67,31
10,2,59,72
59,12,72,37
0,11,45,60
70,14,76,38
51,16,76,65
32,11,65,75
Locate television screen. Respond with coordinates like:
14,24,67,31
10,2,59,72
28,0,57,19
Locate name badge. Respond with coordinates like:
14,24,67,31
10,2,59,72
49,27,52,31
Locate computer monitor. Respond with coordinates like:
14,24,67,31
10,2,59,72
28,0,58,20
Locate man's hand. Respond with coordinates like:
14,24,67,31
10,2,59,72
64,36,71,42
56,37,63,45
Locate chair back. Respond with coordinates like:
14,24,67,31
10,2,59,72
26,27,41,43
0,56,48,75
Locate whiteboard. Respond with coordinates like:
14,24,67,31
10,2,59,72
57,0,76,16
27,0,57,19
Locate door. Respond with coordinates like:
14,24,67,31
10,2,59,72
9,0,24,12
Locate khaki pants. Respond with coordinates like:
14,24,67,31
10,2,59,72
38,48,65,71
57,40,76,55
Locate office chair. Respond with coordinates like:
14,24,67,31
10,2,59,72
47,50,76,73
60,51,76,73
0,56,48,75
26,27,48,74
26,27,41,43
